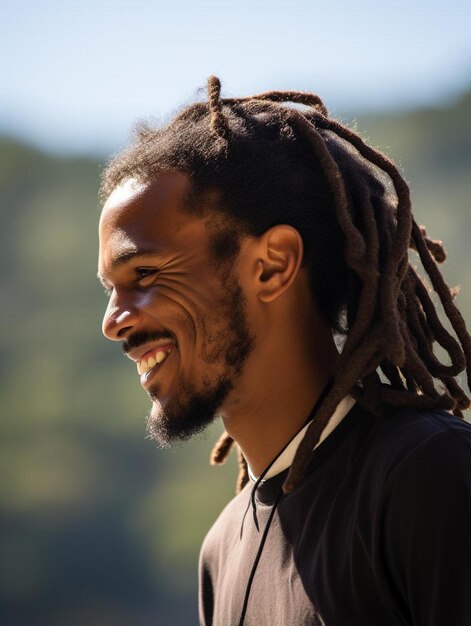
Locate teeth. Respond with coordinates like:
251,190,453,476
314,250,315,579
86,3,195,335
155,351,167,364
136,347,172,376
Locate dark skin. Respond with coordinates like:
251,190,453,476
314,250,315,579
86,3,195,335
98,172,339,476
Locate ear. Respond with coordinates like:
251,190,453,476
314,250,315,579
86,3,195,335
255,225,304,303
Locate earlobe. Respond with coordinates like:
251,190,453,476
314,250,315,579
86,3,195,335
256,226,304,303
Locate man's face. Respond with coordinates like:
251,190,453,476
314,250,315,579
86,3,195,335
98,173,255,446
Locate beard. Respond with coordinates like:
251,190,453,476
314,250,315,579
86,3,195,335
145,271,255,447
145,375,233,447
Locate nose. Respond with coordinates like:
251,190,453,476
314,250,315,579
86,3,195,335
102,292,142,341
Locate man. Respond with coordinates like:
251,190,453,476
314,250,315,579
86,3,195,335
98,77,471,625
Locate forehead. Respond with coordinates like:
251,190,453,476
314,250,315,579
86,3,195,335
98,172,209,267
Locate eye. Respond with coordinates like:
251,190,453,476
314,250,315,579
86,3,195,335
135,268,158,283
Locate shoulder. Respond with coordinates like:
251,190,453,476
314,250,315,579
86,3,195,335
379,407,471,495
360,405,471,478
355,407,471,534
341,405,471,523
377,412,471,596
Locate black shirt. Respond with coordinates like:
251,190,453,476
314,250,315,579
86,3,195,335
199,403,471,625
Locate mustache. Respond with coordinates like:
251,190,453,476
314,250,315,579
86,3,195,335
121,330,175,355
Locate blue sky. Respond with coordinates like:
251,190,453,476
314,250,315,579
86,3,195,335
1,0,470,154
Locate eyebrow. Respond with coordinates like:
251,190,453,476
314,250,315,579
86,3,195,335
97,250,159,286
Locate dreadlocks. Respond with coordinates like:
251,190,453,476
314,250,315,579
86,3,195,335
101,76,471,495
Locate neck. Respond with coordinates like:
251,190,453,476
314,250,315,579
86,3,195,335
222,312,338,477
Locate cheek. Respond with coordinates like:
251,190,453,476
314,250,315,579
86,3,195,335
142,275,224,345
157,273,224,312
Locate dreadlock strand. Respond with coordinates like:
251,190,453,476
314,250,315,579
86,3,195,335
400,319,449,404
210,431,234,465
377,385,453,410
313,116,411,366
405,279,464,377
284,336,382,494
411,225,447,263
411,267,466,370
207,75,230,141
388,313,457,415
283,392,343,494
315,114,415,365
333,197,383,369
424,236,447,263
289,108,401,372
415,288,434,344
236,447,249,494
310,114,412,269
288,112,366,268
369,180,407,366
344,184,381,332
438,375,470,412
411,220,471,389
406,301,453,375
298,114,399,368
222,90,328,116
286,111,394,373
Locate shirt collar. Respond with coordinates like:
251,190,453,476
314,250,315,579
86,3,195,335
248,394,357,482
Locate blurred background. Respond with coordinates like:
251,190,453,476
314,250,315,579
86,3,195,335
1,0,470,624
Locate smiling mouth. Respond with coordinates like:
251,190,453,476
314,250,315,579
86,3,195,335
136,344,175,375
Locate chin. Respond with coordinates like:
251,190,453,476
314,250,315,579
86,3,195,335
145,376,233,447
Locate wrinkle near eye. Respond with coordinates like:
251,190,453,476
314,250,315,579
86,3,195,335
132,268,227,352
162,270,226,312
148,282,199,343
